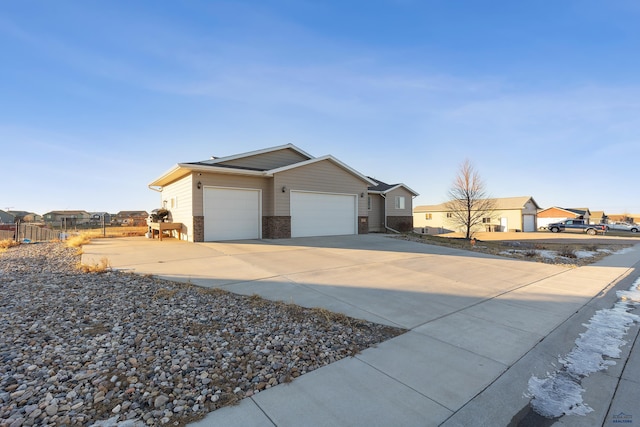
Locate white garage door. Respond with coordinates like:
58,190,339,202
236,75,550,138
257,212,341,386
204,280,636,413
523,214,536,232
203,187,261,241
291,191,357,238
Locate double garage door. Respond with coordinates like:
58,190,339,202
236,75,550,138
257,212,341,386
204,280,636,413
203,187,357,241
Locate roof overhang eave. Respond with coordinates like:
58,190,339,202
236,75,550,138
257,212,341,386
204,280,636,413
149,164,269,188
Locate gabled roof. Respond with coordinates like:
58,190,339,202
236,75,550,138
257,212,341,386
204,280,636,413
149,144,375,187
538,206,590,217
0,210,15,223
493,196,540,210
367,177,419,196
414,196,538,213
7,210,35,217
566,207,590,216
199,144,313,165
117,211,148,217
269,156,375,185
44,210,90,216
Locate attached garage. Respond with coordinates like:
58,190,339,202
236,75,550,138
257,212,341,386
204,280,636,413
290,191,357,238
203,187,261,241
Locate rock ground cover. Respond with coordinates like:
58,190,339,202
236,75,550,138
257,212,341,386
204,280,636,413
0,243,404,426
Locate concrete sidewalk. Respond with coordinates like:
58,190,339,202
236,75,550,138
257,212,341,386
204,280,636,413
82,235,640,426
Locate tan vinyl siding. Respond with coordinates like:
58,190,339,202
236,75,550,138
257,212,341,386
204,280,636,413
273,160,369,216
193,173,273,216
218,148,309,170
385,188,414,216
161,175,194,240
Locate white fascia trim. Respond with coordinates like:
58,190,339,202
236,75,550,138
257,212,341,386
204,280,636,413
268,155,376,185
149,163,267,188
181,164,267,176
148,164,184,187
382,184,420,196
201,143,314,165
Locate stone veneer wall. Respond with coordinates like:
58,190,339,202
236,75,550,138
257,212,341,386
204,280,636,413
358,216,369,234
193,216,204,242
263,216,291,239
387,216,413,232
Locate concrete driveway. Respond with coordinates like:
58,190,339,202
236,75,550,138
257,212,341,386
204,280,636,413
84,234,570,330
82,234,640,426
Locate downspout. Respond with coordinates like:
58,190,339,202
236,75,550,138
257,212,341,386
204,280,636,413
381,193,401,234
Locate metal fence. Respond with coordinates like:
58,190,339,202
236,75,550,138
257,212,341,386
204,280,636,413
0,224,62,242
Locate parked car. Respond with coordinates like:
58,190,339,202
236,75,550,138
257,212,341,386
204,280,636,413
605,222,639,233
547,219,606,235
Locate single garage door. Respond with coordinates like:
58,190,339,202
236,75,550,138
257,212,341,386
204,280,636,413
291,191,357,238
203,187,261,241
523,214,536,232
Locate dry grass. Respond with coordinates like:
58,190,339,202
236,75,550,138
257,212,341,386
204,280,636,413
66,234,92,248
81,226,148,238
0,239,20,251
401,232,630,266
76,257,111,273
558,246,577,258
154,288,180,299
197,287,229,297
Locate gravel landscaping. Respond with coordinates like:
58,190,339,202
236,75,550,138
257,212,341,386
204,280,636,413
0,243,405,426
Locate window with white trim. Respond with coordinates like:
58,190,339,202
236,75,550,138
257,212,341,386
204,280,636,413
395,196,405,210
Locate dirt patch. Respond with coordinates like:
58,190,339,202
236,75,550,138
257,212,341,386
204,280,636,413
399,232,637,267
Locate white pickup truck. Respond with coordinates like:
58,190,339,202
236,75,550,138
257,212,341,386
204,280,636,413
606,222,639,233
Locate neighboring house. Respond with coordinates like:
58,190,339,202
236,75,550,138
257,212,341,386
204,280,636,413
148,144,416,241
0,210,15,224
589,211,608,225
89,212,112,225
537,207,591,230
116,211,148,226
413,196,540,233
367,177,419,233
43,210,92,227
7,210,42,222
607,213,640,224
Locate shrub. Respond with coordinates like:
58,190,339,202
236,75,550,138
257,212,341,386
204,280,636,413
77,257,111,273
66,234,91,248
0,239,20,251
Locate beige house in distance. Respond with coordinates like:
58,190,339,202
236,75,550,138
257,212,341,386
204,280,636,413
149,144,416,241
413,196,540,234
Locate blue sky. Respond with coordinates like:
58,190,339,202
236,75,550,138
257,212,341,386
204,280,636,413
2,1,640,215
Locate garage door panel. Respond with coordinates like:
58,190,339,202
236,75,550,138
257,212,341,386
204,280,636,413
204,188,260,241
523,215,535,232
291,192,356,238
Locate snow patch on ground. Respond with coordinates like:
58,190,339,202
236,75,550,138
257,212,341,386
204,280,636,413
614,247,636,255
536,250,558,259
526,278,640,418
574,250,597,259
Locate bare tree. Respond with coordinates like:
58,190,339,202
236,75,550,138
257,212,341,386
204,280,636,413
444,159,496,239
